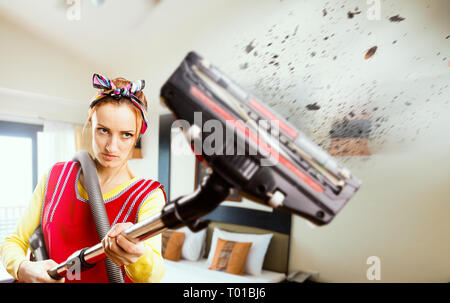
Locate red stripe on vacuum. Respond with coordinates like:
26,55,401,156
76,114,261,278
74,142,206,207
190,85,323,193
249,98,298,139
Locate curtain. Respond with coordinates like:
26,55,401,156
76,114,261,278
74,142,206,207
37,120,76,179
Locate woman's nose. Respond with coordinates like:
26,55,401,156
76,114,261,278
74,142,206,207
106,135,120,153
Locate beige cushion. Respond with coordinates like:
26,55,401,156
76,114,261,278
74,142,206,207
209,238,252,275
162,230,185,261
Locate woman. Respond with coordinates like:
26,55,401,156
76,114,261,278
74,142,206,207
0,74,166,283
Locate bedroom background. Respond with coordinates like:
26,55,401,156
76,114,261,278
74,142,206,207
0,0,449,282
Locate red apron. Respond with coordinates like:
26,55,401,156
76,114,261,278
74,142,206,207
40,161,166,283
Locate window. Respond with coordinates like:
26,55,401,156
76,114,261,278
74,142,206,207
0,135,33,207
0,121,42,244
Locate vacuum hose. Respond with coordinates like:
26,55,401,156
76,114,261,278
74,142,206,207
73,151,124,283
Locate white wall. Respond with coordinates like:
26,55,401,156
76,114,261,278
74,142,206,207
0,14,106,124
289,132,450,282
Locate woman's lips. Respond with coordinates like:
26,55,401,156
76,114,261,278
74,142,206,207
103,153,118,161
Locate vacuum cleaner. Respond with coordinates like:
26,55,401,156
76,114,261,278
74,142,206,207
41,51,361,281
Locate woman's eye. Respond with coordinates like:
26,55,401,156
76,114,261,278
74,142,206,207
123,133,133,139
98,128,108,134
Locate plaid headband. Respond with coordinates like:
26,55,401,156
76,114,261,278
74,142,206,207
90,73,149,135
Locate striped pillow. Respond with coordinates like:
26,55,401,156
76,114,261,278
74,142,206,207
162,230,185,261
209,238,252,275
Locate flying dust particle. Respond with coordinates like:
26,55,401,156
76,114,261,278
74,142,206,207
389,15,405,22
306,103,321,110
365,46,377,59
239,63,249,70
245,40,256,53
347,8,361,19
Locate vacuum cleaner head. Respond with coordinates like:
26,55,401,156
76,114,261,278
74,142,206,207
160,51,361,225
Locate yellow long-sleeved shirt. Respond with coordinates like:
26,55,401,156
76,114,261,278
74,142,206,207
0,169,166,283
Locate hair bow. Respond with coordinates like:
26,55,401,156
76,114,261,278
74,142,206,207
90,73,149,135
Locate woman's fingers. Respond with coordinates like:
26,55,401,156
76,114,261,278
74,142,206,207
102,233,138,266
102,237,125,265
19,260,66,283
103,223,145,266
116,235,144,256
43,260,65,283
107,222,133,237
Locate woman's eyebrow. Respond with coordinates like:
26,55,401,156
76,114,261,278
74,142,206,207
97,124,135,133
97,123,109,129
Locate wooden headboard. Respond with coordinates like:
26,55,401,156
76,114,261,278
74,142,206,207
201,205,291,274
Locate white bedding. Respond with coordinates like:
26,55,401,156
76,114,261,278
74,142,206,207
160,258,286,283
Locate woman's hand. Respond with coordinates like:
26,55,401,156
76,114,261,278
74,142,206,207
18,260,65,283
102,222,145,267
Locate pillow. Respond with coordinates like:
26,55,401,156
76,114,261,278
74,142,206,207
161,230,185,261
176,226,207,261
209,238,252,275
207,228,273,275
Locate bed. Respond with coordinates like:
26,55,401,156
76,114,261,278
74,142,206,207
160,205,291,283
161,258,285,283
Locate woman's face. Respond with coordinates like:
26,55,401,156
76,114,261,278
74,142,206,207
91,102,138,168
